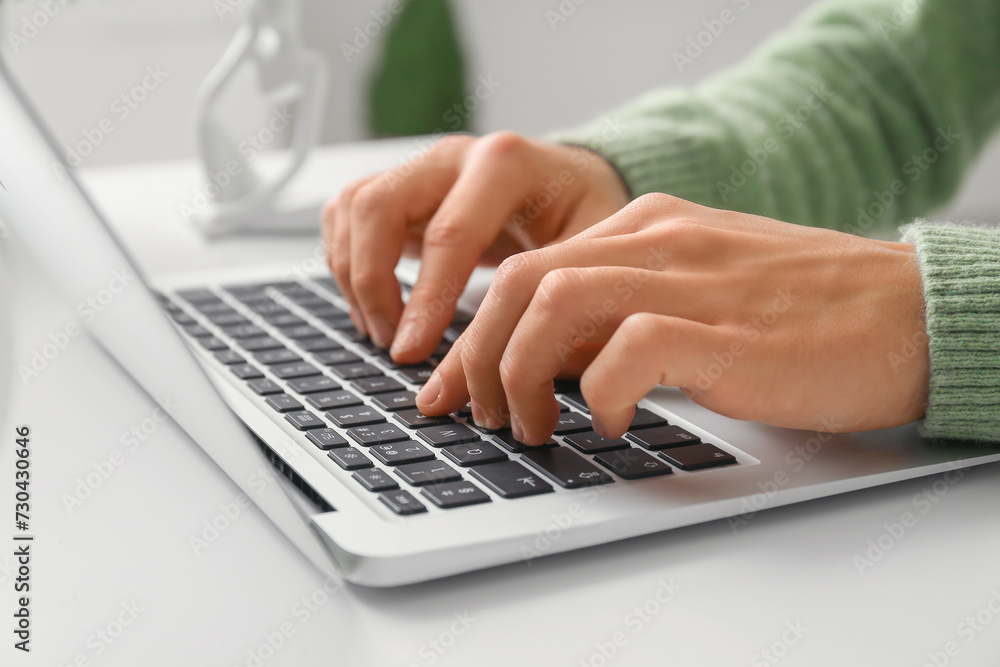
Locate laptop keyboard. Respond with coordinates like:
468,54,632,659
157,277,738,516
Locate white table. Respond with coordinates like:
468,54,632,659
3,142,1000,667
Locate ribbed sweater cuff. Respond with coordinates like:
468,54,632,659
901,223,1000,443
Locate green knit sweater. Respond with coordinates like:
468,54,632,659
551,0,1000,442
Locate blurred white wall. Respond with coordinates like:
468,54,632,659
2,0,997,221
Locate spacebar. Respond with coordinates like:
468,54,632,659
519,448,614,489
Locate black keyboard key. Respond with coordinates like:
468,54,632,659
352,377,405,395
325,406,385,428
222,324,267,338
214,349,245,365
469,461,554,498
287,375,340,394
230,363,263,380
265,394,304,413
313,350,360,366
198,335,228,351
305,429,348,450
630,408,670,430
347,424,409,445
329,362,382,380
280,325,325,340
337,329,368,343
268,314,307,328
564,430,630,454
394,460,461,486
272,362,322,379
254,349,302,365
307,389,363,410
520,448,615,489
206,311,248,326
184,323,212,338
352,468,399,492
421,480,491,509
168,310,195,325
393,409,455,429
491,430,557,453
455,403,474,418
177,288,218,303
328,447,373,470
627,425,700,450
659,444,737,470
594,448,674,479
284,410,326,430
239,336,284,352
553,411,594,435
415,424,480,447
378,489,426,515
321,315,355,330
192,300,231,314
441,442,508,467
558,390,590,414
296,337,342,352
372,391,418,412
246,378,282,395
396,364,435,385
369,441,436,466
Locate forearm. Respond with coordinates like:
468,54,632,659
551,0,1000,234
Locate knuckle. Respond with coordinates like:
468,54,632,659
492,252,536,293
479,131,527,159
422,218,472,250
348,184,386,223
617,312,665,349
434,133,474,155
533,268,584,314
349,266,382,298
320,198,338,226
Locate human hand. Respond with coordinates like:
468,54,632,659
415,194,930,443
321,132,630,363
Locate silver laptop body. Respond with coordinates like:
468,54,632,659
3,59,998,587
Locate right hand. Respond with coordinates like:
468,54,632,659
321,132,631,364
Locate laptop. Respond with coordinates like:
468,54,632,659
3,59,999,587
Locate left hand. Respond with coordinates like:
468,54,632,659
415,194,930,444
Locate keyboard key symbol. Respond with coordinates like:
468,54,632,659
517,477,536,487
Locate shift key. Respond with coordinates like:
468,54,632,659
519,448,614,489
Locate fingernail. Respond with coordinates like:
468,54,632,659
471,402,502,431
511,415,523,442
390,322,417,359
471,400,486,426
349,306,367,336
367,314,393,349
416,372,442,409
592,416,607,438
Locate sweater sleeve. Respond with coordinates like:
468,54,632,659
549,0,1000,235
901,223,1000,442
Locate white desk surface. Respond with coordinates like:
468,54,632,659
4,142,1000,667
